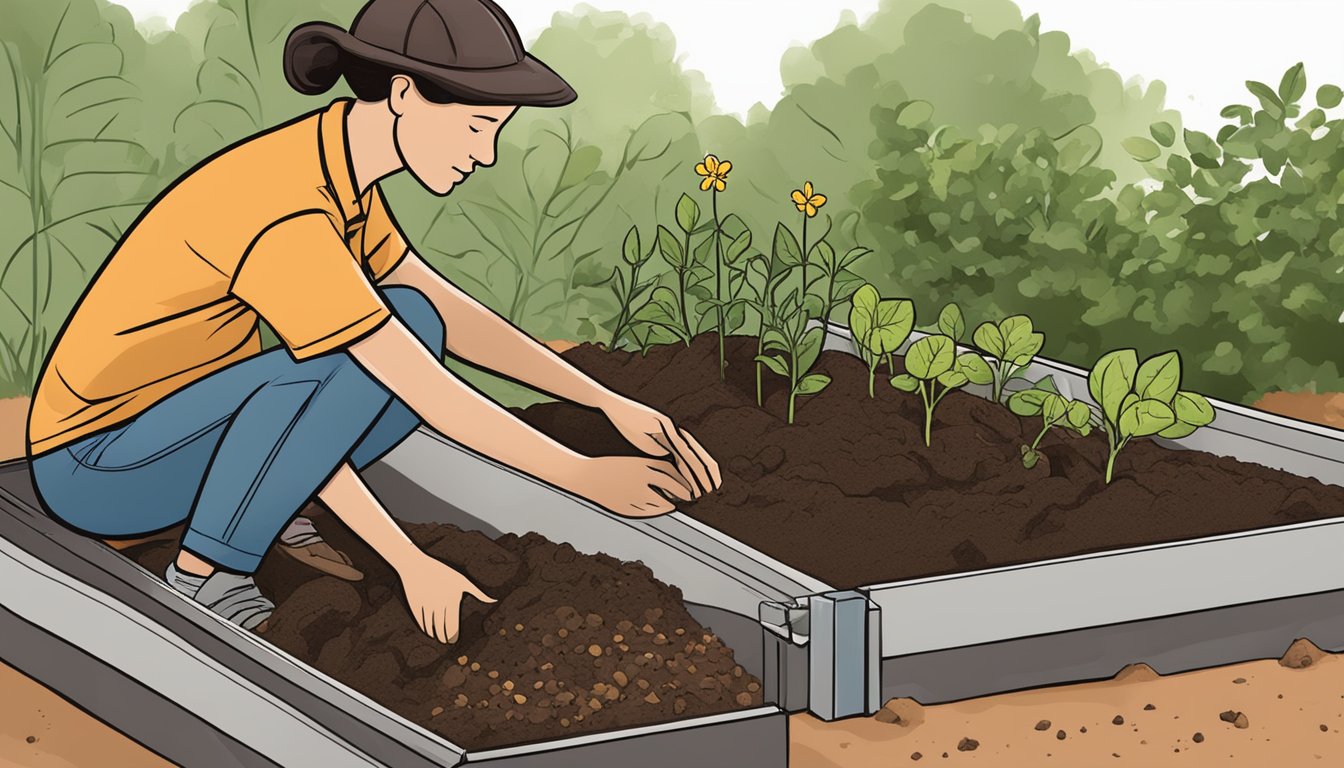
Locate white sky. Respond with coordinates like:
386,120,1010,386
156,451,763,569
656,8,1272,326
114,0,1344,133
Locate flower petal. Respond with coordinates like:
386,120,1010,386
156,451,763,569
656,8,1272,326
695,162,709,177
805,203,816,217
811,194,828,208
796,203,807,213
715,178,726,192
717,160,732,176
791,190,808,205
701,176,714,192
705,155,719,174
803,181,813,198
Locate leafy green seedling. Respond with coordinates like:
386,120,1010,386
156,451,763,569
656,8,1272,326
891,334,993,446
602,226,658,350
755,292,830,424
1007,377,1093,468
848,283,915,397
1088,349,1216,483
973,315,1046,404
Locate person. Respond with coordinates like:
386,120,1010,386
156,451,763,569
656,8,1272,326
26,0,722,642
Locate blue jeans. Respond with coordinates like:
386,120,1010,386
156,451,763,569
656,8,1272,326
31,286,444,574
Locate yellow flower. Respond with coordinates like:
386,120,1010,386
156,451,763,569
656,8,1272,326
695,153,732,192
791,181,827,217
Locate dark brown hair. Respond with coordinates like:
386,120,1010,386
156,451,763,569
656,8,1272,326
288,43,460,104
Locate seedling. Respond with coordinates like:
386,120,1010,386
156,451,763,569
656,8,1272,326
891,333,993,446
1088,349,1216,484
848,283,915,397
743,223,803,406
602,226,658,350
972,315,1046,404
1007,377,1093,468
755,292,830,424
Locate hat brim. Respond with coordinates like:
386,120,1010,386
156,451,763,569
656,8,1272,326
286,22,577,107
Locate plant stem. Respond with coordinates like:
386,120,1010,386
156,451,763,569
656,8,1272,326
712,190,725,379
756,331,764,406
678,228,692,344
800,213,809,309
922,381,933,447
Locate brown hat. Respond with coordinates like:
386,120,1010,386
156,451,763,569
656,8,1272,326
284,0,577,107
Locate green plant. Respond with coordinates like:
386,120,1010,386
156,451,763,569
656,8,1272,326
890,330,993,447
601,226,658,350
755,292,830,424
1007,376,1093,468
743,223,800,406
848,283,914,398
972,315,1046,405
1088,349,1216,483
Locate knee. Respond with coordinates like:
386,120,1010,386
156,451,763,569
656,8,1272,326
380,286,444,353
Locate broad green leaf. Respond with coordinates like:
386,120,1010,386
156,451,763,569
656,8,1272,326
1158,421,1198,439
907,335,956,379
754,354,789,377
795,373,831,396
773,222,802,267
1220,104,1253,124
1042,393,1068,423
1318,84,1343,109
675,193,700,234
762,327,790,351
1008,388,1050,417
1246,80,1285,117
973,321,1006,358
1278,62,1306,104
1119,399,1177,438
809,240,836,270
622,226,642,266
560,146,603,189
657,225,686,269
1149,122,1176,148
1089,349,1139,425
1066,401,1092,430
725,229,753,264
1135,351,1182,403
937,369,969,388
850,284,879,349
1001,316,1042,360
797,326,824,371
938,303,965,341
1172,390,1216,426
1184,129,1222,168
956,352,994,386
871,299,915,355
890,374,920,392
1123,136,1161,162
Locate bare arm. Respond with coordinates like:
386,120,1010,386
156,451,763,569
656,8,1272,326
378,250,616,410
346,312,588,490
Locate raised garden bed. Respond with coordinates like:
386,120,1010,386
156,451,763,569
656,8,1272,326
0,459,787,766
122,512,765,751
506,331,1344,590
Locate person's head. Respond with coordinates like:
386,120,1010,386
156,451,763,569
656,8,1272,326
283,0,576,195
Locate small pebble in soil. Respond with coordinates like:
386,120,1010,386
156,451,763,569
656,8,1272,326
957,738,979,752
431,706,444,716
1080,726,1088,733
1144,704,1156,711
1193,733,1205,743
911,753,922,762
26,737,36,744
1220,710,1250,729
942,753,948,759
1035,720,1051,731
1233,678,1246,684
1322,724,1330,732
1056,730,1067,740
1113,715,1124,725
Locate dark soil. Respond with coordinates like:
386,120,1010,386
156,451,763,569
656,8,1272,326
505,333,1344,589
123,509,763,750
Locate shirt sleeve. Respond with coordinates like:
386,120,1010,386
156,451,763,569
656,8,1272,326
230,212,393,360
362,186,411,282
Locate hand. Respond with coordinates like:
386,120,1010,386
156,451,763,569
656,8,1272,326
564,455,697,518
600,394,723,497
397,553,496,643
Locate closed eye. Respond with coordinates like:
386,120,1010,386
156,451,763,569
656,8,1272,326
470,126,481,134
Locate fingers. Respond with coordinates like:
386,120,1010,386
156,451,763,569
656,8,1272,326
645,460,694,502
470,582,498,605
677,427,722,490
657,420,715,496
435,607,449,644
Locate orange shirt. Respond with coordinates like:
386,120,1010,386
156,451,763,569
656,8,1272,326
27,98,410,458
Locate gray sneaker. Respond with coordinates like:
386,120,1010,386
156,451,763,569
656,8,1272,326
165,562,275,632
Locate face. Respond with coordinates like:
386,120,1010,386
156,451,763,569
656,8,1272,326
389,76,516,196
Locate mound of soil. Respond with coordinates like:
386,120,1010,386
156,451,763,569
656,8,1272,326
123,510,762,750
506,333,1344,589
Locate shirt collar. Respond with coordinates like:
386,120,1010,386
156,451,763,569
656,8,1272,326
318,98,366,224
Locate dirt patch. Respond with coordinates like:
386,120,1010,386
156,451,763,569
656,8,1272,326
505,334,1344,588
123,512,762,751
1280,637,1327,669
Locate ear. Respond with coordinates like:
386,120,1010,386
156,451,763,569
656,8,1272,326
388,74,414,118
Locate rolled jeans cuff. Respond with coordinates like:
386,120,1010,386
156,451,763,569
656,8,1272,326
180,528,267,573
